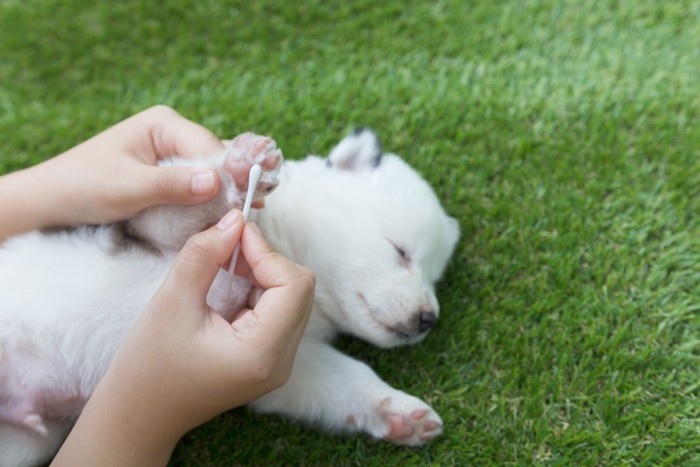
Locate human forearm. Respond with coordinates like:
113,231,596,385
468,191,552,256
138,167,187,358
50,369,182,467
0,164,56,241
0,106,223,243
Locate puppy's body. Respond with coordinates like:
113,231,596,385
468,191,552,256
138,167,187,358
0,130,459,467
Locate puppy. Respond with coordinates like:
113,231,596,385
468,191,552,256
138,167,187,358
0,129,460,467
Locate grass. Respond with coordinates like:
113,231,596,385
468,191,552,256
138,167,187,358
1,0,699,464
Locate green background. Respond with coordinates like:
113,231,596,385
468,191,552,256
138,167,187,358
1,1,698,464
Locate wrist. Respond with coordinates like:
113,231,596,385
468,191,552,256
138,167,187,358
53,367,183,467
0,165,55,239
59,362,184,465
95,367,187,450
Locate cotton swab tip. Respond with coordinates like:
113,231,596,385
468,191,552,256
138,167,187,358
242,163,262,221
227,163,263,277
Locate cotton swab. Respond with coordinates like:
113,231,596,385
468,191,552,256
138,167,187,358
241,163,262,222
227,163,262,277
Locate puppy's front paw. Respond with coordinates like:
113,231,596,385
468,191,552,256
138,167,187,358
222,132,283,207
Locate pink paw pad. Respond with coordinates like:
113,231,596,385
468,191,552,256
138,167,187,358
377,397,443,446
223,132,283,199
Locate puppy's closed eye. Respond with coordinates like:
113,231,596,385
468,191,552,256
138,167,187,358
388,240,411,265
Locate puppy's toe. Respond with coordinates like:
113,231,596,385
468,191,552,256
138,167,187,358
222,132,283,198
375,396,443,446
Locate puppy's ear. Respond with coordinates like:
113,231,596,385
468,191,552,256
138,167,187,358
327,128,382,171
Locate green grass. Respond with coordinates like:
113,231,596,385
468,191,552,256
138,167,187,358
2,0,699,464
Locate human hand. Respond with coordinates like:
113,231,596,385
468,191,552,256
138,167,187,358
32,105,225,229
52,210,315,466
113,209,314,432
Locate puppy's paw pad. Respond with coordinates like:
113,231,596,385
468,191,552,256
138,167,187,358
376,397,443,446
223,132,283,195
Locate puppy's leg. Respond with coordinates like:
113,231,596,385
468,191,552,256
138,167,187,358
0,344,77,466
252,340,442,446
126,133,282,251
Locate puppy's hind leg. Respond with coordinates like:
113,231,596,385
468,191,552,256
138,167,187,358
0,421,70,467
0,347,74,467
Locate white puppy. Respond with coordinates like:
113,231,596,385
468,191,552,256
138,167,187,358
0,129,460,467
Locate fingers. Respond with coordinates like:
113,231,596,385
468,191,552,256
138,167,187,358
142,165,221,207
230,223,314,389
239,223,316,332
144,105,226,159
162,210,244,306
121,106,226,208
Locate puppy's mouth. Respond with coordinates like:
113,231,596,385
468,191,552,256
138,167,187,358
357,293,417,340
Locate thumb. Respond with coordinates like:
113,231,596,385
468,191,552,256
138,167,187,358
163,210,244,303
143,166,221,208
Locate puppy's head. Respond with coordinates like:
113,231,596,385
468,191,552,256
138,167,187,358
299,129,460,348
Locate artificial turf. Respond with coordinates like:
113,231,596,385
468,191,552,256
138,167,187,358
1,0,698,464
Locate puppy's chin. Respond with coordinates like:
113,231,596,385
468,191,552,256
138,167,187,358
358,324,429,349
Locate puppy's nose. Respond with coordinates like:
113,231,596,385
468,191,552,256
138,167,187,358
418,311,437,333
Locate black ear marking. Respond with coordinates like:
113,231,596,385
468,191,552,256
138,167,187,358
327,128,383,171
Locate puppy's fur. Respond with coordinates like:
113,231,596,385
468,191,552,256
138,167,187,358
0,129,459,467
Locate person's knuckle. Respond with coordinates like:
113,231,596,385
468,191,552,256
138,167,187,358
265,249,284,262
148,104,177,118
256,250,282,271
246,357,277,384
181,233,210,263
265,359,293,390
295,266,316,293
268,369,291,391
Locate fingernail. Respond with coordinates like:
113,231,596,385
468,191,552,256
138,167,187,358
216,210,242,230
191,170,215,196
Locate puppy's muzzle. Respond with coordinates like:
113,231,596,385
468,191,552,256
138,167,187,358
417,311,437,333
